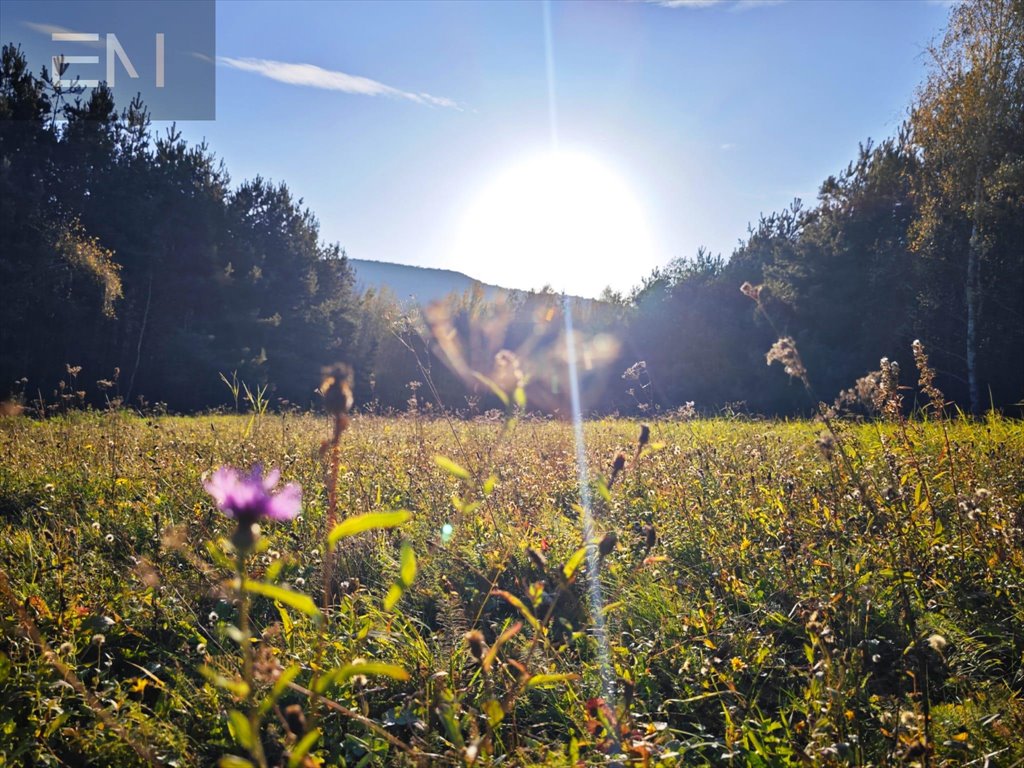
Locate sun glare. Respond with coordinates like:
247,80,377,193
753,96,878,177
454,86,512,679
450,150,657,297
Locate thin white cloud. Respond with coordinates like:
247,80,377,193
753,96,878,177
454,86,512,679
720,143,736,151
733,0,786,9
217,56,460,109
23,21,104,48
652,0,721,7
649,0,785,9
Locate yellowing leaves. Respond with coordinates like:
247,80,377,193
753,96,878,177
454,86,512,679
434,455,472,481
328,510,411,549
383,542,417,612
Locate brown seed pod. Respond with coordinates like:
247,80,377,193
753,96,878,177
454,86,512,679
320,363,354,416
598,531,618,558
612,452,627,474
464,630,486,662
283,703,306,737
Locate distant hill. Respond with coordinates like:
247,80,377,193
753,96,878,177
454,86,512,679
350,258,507,305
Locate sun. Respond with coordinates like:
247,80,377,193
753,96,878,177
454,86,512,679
449,150,657,298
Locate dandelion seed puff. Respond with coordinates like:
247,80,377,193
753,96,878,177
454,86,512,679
349,657,369,687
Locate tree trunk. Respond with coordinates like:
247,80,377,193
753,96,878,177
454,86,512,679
965,174,983,415
965,232,980,414
125,273,152,403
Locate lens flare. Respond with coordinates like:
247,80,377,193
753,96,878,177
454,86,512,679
563,295,618,728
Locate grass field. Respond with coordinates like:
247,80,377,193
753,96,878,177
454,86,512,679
1,410,1022,766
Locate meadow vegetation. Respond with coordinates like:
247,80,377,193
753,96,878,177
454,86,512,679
1,388,1022,765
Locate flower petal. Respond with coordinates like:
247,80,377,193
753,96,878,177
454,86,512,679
204,466,240,508
266,482,302,521
262,467,281,491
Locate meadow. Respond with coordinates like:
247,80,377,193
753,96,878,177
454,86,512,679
1,399,1022,767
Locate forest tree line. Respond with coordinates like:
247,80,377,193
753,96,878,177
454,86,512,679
1,0,1021,416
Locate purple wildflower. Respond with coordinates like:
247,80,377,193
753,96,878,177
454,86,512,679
204,465,301,524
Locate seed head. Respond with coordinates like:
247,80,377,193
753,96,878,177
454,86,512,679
598,531,618,558
815,433,836,461
740,282,763,301
465,630,486,661
348,657,369,687
912,339,944,414
526,546,548,571
320,363,354,417
766,337,807,383
643,523,657,551
612,452,626,474
284,704,307,737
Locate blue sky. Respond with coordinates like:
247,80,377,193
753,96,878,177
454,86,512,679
5,0,953,297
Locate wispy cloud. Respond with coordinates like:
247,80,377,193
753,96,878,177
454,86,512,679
652,0,720,7
217,56,460,109
650,0,785,9
734,0,786,9
720,143,736,151
23,21,104,48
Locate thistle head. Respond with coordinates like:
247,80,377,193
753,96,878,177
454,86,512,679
204,465,301,552
204,465,301,524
